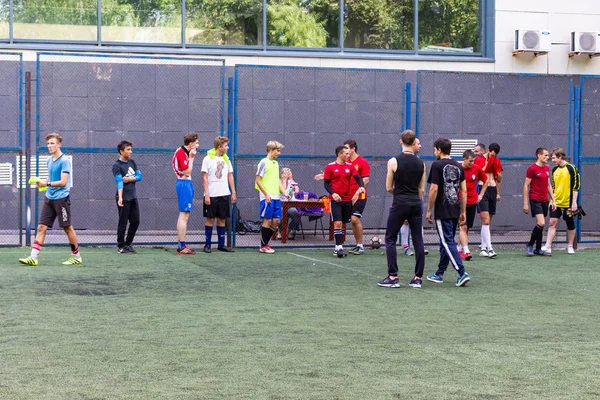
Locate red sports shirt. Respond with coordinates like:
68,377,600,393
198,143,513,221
349,155,370,199
172,146,191,180
526,163,550,202
463,164,487,205
474,155,503,178
324,161,359,202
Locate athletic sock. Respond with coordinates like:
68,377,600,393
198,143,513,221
534,224,544,251
260,227,272,247
217,226,226,248
400,224,410,247
356,243,363,249
528,226,537,247
205,226,213,246
69,243,80,258
463,246,470,254
179,241,186,250
334,229,343,246
481,225,491,250
457,244,463,253
335,244,342,251
31,241,41,260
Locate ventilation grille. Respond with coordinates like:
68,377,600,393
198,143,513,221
0,163,12,185
450,140,478,159
16,156,73,188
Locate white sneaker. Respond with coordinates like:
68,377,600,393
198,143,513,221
567,246,575,254
541,245,550,253
487,248,497,258
479,249,489,257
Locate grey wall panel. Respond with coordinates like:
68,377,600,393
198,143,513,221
52,62,88,97
156,65,189,99
0,63,19,95
375,102,403,135
123,98,156,132
284,68,315,101
188,65,223,99
462,73,491,104
315,101,345,134
88,97,122,132
88,63,122,97
121,64,156,98
156,98,189,132
346,70,376,101
345,101,375,134
0,96,18,131
284,100,315,134
315,70,345,101
53,97,88,131
376,71,403,103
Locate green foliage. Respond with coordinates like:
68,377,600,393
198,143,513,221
418,0,481,50
267,0,328,48
6,0,481,50
186,0,262,45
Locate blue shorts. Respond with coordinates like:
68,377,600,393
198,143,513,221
260,199,282,220
176,180,194,212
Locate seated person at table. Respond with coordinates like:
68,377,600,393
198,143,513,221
279,168,322,240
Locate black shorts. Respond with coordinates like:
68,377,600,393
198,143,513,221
466,204,478,229
203,195,231,219
479,186,497,215
39,196,72,228
530,200,549,218
352,198,367,218
549,207,574,222
330,201,352,223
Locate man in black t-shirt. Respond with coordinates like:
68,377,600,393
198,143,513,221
112,141,142,254
425,138,470,287
377,130,426,289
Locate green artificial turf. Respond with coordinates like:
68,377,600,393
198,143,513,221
1,247,599,399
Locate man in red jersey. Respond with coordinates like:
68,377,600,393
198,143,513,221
323,145,365,258
523,148,555,256
343,140,371,256
457,150,488,261
473,142,503,258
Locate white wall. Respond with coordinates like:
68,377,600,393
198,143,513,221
15,0,600,74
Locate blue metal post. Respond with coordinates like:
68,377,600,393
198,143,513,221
405,81,412,130
34,54,41,237
18,55,23,245
226,76,234,246
232,68,239,247
567,80,573,159
576,82,584,243
415,72,421,136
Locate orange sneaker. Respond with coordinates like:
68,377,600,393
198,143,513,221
177,247,196,255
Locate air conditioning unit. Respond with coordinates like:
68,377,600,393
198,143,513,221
514,29,551,52
571,31,600,53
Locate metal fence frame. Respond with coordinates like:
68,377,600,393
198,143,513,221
33,52,226,246
415,70,585,244
231,64,409,248
576,75,600,244
0,52,23,246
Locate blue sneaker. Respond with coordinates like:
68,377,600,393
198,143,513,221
377,276,400,288
426,273,443,284
526,245,534,257
533,249,552,257
456,273,470,287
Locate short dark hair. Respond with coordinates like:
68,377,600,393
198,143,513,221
183,133,199,146
335,145,346,156
535,147,548,157
343,139,357,152
476,143,486,151
489,143,501,154
434,138,452,155
117,140,132,154
401,130,416,146
463,149,475,159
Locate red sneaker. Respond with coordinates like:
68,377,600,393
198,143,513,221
462,251,472,261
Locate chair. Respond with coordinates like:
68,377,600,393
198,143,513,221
298,211,326,239
294,191,326,239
